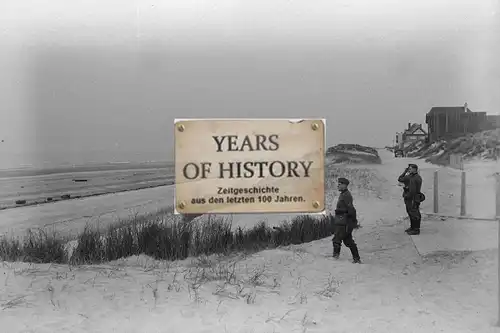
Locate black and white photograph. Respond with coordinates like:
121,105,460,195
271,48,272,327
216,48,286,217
0,0,499,332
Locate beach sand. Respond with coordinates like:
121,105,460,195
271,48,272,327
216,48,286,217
1,150,499,332
0,162,174,210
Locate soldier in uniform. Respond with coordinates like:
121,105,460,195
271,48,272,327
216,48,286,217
332,177,361,263
398,163,423,235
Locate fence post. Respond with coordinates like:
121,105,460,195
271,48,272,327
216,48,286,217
433,170,439,213
496,174,500,326
460,171,466,216
497,174,500,219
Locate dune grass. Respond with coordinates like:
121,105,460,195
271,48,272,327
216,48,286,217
0,210,334,265
406,128,500,164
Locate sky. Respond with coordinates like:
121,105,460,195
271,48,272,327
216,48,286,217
0,0,498,169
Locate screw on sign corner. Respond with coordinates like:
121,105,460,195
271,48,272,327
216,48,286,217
177,124,185,132
311,122,320,131
177,201,186,211
312,201,321,209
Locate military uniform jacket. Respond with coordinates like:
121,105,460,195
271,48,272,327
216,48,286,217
398,172,422,201
333,189,357,226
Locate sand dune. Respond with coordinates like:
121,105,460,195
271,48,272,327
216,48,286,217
1,149,499,332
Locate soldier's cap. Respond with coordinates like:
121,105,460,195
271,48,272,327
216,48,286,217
408,164,418,169
338,177,349,185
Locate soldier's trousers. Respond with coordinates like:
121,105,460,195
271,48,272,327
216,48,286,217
404,199,421,229
332,225,360,260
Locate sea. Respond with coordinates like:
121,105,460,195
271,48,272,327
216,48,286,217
0,148,173,178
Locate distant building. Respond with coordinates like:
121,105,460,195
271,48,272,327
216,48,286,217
426,103,499,142
403,123,427,142
487,114,500,128
395,123,427,149
395,132,403,147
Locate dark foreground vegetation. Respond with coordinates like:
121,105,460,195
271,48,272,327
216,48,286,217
0,210,333,265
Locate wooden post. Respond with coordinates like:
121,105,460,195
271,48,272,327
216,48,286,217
460,171,466,216
496,175,500,326
433,170,439,213
497,174,500,219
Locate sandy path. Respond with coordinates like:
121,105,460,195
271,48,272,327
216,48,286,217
374,150,499,219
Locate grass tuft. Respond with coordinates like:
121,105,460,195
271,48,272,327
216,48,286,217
0,229,68,264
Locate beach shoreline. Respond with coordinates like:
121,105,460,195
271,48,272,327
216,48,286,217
0,181,174,211
0,162,175,210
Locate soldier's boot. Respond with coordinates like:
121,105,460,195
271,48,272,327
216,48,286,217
332,245,341,259
405,217,414,233
409,215,422,235
349,245,361,264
